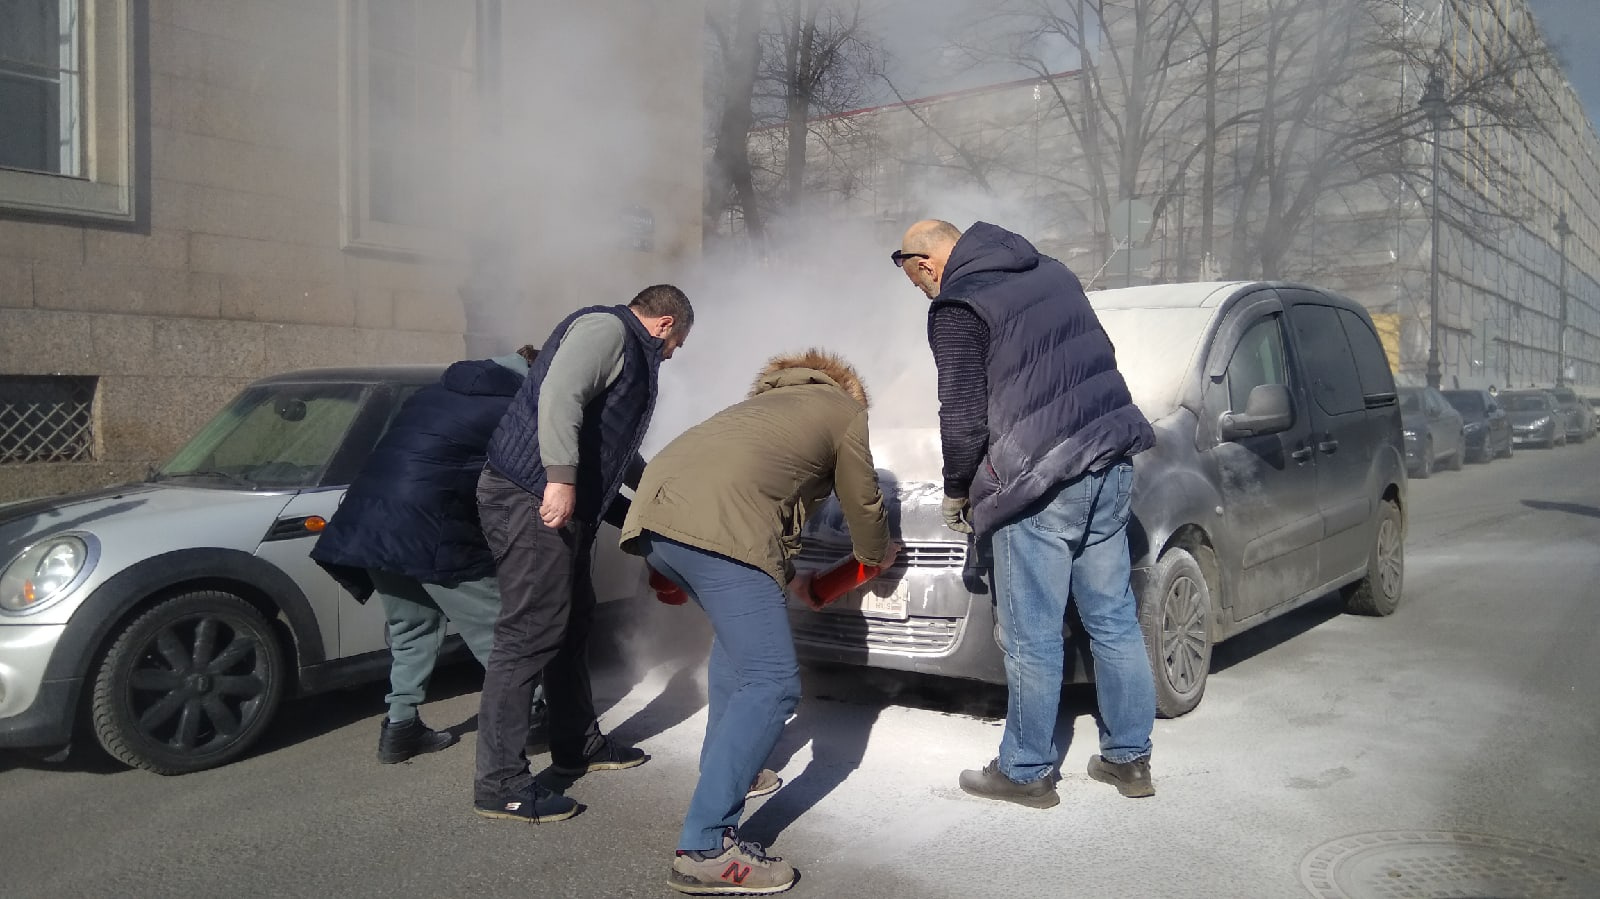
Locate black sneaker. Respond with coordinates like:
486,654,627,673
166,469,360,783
957,759,1060,809
377,717,457,764
1087,754,1155,798
551,735,649,776
473,781,581,823
669,828,797,895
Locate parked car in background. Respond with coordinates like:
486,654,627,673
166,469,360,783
1397,386,1466,477
1501,389,1566,448
793,281,1408,719
1441,389,1512,462
1543,385,1595,442
0,367,646,774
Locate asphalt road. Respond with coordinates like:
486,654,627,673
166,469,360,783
3,439,1598,898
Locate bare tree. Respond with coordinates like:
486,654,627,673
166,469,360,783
705,0,768,243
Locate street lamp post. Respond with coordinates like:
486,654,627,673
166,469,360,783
1556,210,1572,387
1419,67,1449,389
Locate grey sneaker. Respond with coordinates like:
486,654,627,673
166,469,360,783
746,768,782,800
669,829,797,895
957,759,1060,809
1087,754,1155,798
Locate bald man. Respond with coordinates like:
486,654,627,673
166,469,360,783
894,219,1159,807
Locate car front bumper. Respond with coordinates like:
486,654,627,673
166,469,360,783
0,623,75,749
1511,425,1552,445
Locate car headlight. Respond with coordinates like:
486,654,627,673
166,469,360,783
1531,416,1551,429
1464,421,1485,433
1402,428,1419,440
0,535,95,615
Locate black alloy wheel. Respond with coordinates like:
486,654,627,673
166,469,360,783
1344,500,1404,616
1139,546,1213,718
91,591,286,774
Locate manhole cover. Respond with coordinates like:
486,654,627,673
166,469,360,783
1300,831,1600,898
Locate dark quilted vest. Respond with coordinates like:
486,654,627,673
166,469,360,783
933,229,1153,534
485,305,662,525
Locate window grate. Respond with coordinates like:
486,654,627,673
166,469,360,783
0,376,97,464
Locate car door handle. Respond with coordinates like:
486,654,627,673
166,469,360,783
1317,439,1339,454
1291,446,1314,463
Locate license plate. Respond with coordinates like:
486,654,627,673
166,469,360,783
824,578,910,620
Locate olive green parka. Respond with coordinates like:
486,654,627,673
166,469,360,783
619,349,889,586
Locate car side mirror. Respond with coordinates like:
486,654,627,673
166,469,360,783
1219,383,1293,441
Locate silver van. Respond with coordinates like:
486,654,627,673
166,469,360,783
791,281,1409,717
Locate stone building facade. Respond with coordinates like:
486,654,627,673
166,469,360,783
0,0,704,502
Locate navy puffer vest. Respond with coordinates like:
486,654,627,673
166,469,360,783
485,305,662,525
932,222,1153,535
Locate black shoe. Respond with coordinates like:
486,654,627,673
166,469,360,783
957,759,1060,809
377,717,457,764
551,735,649,776
1087,754,1155,798
473,781,581,823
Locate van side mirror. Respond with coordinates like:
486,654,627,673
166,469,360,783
1219,383,1294,441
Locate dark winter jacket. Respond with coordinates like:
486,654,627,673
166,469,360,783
931,222,1154,534
485,305,662,526
311,356,528,598
620,350,889,586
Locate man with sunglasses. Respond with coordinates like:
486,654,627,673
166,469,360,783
893,219,1158,808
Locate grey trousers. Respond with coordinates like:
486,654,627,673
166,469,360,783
370,570,501,722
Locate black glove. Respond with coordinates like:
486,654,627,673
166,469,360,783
941,494,974,534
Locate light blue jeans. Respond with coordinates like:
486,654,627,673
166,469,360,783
638,533,802,853
989,460,1156,783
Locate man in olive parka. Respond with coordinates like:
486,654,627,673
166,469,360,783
620,349,896,896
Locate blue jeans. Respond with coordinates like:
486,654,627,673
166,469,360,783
989,460,1155,783
639,534,802,852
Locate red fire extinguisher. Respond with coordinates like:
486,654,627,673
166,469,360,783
648,567,690,605
803,556,883,609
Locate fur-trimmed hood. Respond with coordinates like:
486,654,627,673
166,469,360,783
748,348,869,407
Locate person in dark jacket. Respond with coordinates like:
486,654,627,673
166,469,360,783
472,284,693,825
620,349,894,896
895,219,1159,807
312,347,542,763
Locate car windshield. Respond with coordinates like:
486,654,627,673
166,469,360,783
1398,390,1422,413
1442,391,1483,413
155,383,369,489
1501,394,1549,412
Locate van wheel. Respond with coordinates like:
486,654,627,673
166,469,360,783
91,591,286,775
1139,547,1212,718
1343,501,1404,616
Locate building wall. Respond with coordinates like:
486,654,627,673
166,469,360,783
0,0,703,503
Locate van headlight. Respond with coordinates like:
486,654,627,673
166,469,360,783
0,535,95,615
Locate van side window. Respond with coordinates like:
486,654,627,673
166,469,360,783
1288,304,1363,416
1225,316,1288,413
1336,308,1397,406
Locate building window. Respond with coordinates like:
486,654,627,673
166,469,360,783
341,0,476,256
0,376,97,464
0,0,136,222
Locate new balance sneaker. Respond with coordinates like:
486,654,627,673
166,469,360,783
668,828,797,895
473,781,580,823
1087,754,1155,798
550,735,649,776
377,716,457,764
746,769,782,800
957,759,1060,809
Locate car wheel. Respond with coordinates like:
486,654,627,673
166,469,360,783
91,591,286,775
1138,546,1213,719
1414,440,1433,478
1343,500,1404,617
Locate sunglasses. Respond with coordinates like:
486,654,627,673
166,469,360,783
890,250,929,267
